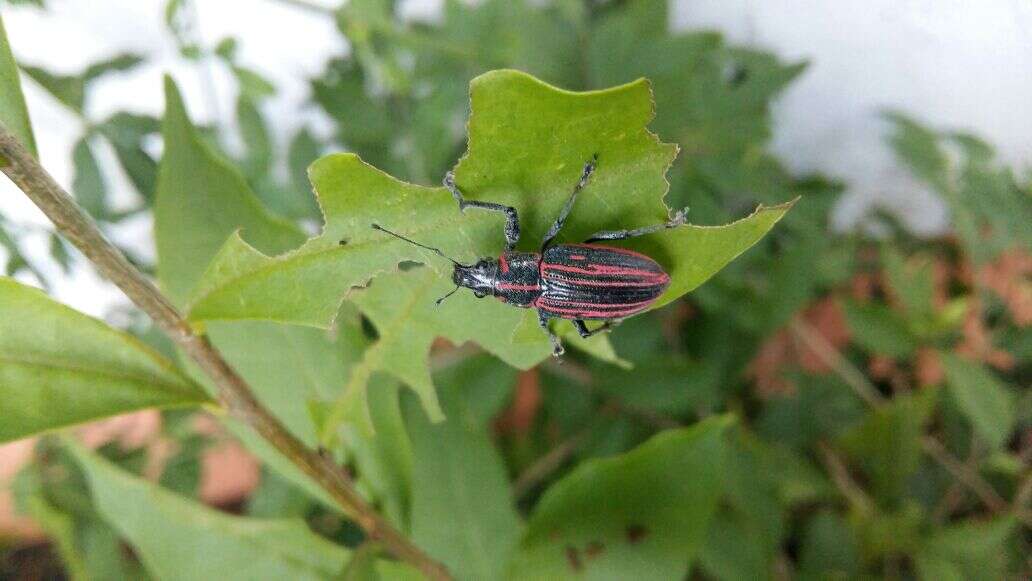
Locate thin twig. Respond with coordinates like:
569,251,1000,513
790,320,885,407
541,358,682,430
1015,469,1032,516
919,436,1009,514
790,319,1029,526
513,422,595,499
816,441,874,516
0,124,452,580
931,439,983,524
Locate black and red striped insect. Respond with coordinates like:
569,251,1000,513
370,156,686,356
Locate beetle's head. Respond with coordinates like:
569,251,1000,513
452,259,498,298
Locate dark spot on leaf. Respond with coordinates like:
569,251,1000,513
625,524,648,544
397,260,423,271
338,238,347,246
724,63,748,87
565,545,583,572
585,541,605,559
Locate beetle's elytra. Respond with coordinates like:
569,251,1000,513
370,155,687,357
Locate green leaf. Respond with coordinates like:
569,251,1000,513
71,137,107,218
21,493,91,581
885,112,949,192
838,388,938,503
82,53,143,82
922,516,1015,562
0,278,211,443
0,12,37,156
881,245,935,325
184,70,790,424
403,381,522,580
236,94,273,180
284,127,324,220
797,510,860,580
95,112,160,201
915,555,965,581
916,516,1015,581
698,428,786,581
22,53,141,114
697,514,769,581
756,375,866,450
202,316,369,512
940,352,1016,448
188,70,790,324
155,76,304,305
48,232,71,272
841,299,916,358
66,441,350,581
153,76,381,513
508,415,732,580
338,376,415,527
233,65,277,101
22,65,85,112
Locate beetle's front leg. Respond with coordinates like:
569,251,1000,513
538,310,564,357
583,208,689,243
540,154,598,251
574,319,613,338
444,171,521,250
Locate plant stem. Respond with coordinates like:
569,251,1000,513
816,441,874,516
0,123,452,580
513,420,597,500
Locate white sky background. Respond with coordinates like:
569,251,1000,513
2,0,1031,319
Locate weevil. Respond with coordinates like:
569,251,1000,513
369,156,686,356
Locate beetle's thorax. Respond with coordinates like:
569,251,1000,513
493,251,543,306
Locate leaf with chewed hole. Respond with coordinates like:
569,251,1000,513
184,70,791,425
508,415,732,579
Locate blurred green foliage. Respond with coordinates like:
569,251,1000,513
1,1,1029,580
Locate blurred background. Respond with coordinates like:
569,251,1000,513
1,0,1029,578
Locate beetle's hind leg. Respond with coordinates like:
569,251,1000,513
538,311,564,357
583,208,688,243
540,154,598,251
444,171,520,250
573,319,615,338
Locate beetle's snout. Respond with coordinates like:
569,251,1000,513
452,265,464,286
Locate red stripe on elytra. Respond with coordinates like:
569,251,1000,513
536,304,650,318
538,297,657,309
499,254,509,273
543,276,668,288
567,243,655,259
497,282,540,292
543,262,661,277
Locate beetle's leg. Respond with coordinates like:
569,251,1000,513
444,171,520,250
540,155,598,251
583,208,689,243
538,310,564,357
574,319,613,338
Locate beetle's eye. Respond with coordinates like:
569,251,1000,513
474,292,485,298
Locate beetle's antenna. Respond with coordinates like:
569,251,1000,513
371,224,466,267
434,285,461,306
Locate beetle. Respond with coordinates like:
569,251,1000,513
370,155,686,356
